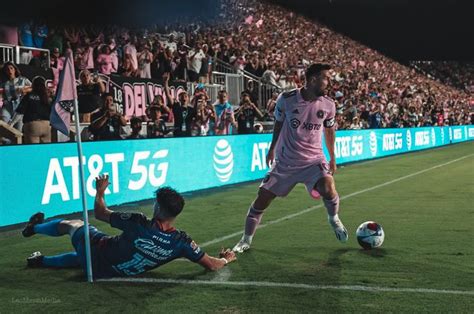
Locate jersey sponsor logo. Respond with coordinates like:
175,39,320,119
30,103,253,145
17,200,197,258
323,117,335,128
134,238,174,261
290,118,301,129
302,122,322,131
213,139,233,183
316,110,325,119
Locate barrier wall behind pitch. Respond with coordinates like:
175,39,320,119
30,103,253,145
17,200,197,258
0,125,472,226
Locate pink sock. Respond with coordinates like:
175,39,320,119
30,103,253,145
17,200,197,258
323,194,340,216
244,205,265,237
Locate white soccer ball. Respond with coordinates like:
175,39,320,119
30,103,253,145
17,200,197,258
356,221,385,249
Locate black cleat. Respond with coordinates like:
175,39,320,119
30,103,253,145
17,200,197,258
27,251,44,267
22,212,45,238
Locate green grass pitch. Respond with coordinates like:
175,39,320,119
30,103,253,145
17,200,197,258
0,142,473,312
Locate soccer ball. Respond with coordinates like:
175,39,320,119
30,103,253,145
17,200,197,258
356,221,385,249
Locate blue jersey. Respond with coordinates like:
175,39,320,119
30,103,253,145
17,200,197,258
91,212,205,278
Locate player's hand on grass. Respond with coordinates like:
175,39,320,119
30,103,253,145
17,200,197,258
329,159,337,175
95,174,110,195
266,148,275,167
219,248,236,263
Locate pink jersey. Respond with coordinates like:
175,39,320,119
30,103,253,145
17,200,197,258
274,88,336,167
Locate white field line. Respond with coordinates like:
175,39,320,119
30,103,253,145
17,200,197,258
98,278,474,296
200,153,474,248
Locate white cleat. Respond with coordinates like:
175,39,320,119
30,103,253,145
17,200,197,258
232,237,252,253
329,217,348,243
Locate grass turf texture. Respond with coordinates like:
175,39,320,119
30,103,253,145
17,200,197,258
0,142,473,312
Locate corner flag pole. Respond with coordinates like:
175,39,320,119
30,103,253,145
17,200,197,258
72,99,93,283
50,50,94,283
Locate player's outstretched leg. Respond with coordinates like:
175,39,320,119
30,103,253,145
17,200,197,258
315,177,348,243
22,212,84,238
233,188,276,253
27,251,81,268
23,214,85,268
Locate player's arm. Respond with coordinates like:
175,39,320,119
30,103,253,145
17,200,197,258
94,174,114,223
267,93,285,166
323,115,337,174
197,249,236,271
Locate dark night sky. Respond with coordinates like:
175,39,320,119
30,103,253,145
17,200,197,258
0,0,472,61
271,0,473,61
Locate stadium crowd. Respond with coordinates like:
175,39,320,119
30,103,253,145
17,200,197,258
0,0,472,143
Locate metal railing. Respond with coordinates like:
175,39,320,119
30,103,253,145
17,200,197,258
211,58,282,109
16,46,51,68
0,44,15,63
187,82,225,103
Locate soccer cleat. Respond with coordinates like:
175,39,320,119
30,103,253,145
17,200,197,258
232,237,252,253
329,217,348,243
27,251,44,268
22,212,45,238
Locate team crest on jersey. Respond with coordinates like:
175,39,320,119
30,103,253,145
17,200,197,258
317,110,325,119
290,118,301,129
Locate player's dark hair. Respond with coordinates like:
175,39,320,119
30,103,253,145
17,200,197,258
155,187,185,219
305,63,331,80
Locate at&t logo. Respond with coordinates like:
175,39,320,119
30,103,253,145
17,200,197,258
213,140,234,183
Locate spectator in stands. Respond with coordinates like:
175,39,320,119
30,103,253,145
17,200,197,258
107,38,119,73
368,104,383,129
1,62,32,131
137,43,153,79
349,116,363,130
261,63,280,87
265,92,278,120
148,94,173,123
127,116,145,139
123,35,138,72
199,44,211,83
244,54,259,76
77,37,95,71
118,55,138,77
12,76,51,143
146,104,169,138
77,70,105,123
44,28,63,55
96,45,115,75
89,93,127,141
33,22,48,48
19,22,34,47
50,47,64,70
164,76,195,137
187,42,205,83
235,91,263,134
214,90,236,135
193,94,215,136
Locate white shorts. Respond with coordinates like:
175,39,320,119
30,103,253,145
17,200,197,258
259,161,332,198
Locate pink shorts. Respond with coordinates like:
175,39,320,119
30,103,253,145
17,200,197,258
259,161,332,198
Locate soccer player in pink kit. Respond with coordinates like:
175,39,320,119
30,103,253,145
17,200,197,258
233,64,348,253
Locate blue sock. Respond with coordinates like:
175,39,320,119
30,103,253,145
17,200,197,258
33,219,63,237
43,252,80,268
